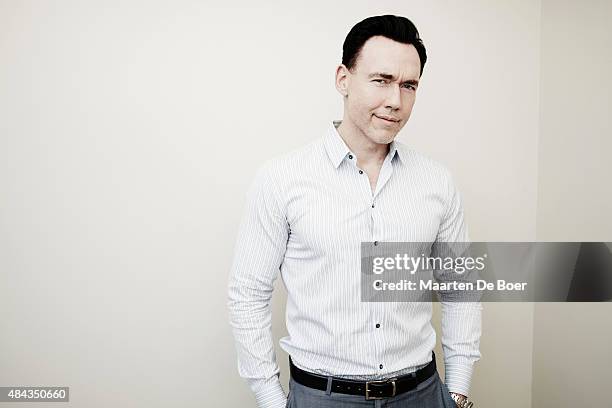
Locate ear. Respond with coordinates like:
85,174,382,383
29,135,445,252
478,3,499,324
335,64,350,97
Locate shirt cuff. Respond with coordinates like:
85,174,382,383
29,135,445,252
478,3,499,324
251,376,287,408
443,361,474,397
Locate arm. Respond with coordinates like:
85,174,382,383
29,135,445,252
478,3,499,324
227,164,289,408
436,171,482,398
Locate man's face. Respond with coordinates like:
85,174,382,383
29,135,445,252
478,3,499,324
336,36,421,144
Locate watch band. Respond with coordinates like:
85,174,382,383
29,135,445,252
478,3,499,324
450,392,474,408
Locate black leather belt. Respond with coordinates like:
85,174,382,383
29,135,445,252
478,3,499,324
289,352,437,400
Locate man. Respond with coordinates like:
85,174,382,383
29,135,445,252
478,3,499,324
228,15,481,408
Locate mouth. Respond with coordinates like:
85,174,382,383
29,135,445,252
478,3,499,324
373,114,400,124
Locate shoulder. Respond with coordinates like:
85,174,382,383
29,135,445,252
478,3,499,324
248,138,324,199
394,141,454,183
254,138,324,183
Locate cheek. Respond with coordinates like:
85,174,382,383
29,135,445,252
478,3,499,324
407,91,417,105
401,95,417,113
404,100,415,113
350,87,385,113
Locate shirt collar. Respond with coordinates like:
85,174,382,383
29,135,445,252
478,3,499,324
324,120,402,169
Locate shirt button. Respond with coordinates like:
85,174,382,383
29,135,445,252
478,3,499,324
359,170,363,174
374,241,378,246
371,204,375,208
348,154,353,159
375,281,380,286
379,364,383,369
376,323,380,328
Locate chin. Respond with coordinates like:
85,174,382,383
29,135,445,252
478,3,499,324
369,129,398,145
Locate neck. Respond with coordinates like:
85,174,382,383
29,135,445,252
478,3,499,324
336,118,389,165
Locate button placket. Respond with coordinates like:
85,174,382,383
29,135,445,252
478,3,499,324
370,193,385,374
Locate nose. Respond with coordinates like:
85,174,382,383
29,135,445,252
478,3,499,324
384,83,401,111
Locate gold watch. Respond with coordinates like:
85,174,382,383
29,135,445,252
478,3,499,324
449,392,474,408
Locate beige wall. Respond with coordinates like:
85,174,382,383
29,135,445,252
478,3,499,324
533,1,612,407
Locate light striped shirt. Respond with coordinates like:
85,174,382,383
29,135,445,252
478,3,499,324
228,121,482,408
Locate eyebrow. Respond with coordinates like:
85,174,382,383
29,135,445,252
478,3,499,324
368,72,419,86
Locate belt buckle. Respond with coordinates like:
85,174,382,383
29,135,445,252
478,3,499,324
365,378,396,400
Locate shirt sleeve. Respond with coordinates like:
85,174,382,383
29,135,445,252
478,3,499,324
435,170,482,397
227,163,289,408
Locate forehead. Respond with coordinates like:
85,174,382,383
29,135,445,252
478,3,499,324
353,35,421,79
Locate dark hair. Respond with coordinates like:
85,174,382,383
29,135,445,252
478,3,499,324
342,15,427,76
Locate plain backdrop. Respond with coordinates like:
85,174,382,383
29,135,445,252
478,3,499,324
0,1,610,407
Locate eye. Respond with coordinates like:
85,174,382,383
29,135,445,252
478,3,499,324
402,83,416,90
372,79,388,85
